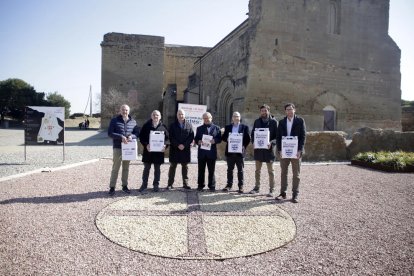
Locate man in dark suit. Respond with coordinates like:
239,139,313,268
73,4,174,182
138,110,169,193
167,109,194,190
276,103,306,203
194,112,222,191
221,112,251,193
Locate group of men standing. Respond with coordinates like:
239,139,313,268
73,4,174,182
107,103,306,203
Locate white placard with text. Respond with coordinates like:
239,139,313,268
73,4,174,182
200,134,213,150
149,131,165,152
254,128,270,149
122,139,138,160
228,133,243,153
281,136,298,158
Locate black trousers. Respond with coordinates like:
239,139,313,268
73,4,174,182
197,156,216,189
226,154,244,188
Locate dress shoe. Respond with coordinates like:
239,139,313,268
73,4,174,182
291,197,298,203
108,187,115,196
183,185,191,190
166,185,174,190
275,192,287,200
238,188,244,194
222,186,231,192
122,186,131,194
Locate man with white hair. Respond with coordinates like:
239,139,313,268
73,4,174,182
108,104,139,196
194,112,221,192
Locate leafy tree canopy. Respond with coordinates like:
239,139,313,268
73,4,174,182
47,92,71,118
0,78,71,120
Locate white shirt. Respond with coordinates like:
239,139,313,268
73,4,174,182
287,117,293,136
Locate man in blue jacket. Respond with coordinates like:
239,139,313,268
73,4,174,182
108,104,139,196
194,112,221,191
275,103,306,203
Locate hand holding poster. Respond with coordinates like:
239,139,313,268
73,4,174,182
122,139,138,160
149,131,165,152
201,134,213,150
281,136,298,158
254,128,269,149
228,133,243,153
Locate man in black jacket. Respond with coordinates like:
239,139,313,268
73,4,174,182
275,103,306,203
167,109,194,190
250,104,278,196
108,104,139,196
194,112,221,191
138,110,169,193
222,112,250,193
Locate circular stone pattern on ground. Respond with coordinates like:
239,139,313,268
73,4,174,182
96,191,296,260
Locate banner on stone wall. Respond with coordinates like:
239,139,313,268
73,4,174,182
25,106,65,145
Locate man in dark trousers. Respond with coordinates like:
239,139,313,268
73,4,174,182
108,104,139,196
167,109,194,190
138,110,169,193
250,104,278,197
222,111,251,193
276,103,306,203
194,112,221,192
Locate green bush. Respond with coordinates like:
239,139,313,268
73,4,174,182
353,151,414,170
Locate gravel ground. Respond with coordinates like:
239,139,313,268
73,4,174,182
0,128,413,275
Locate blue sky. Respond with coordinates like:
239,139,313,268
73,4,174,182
0,0,412,114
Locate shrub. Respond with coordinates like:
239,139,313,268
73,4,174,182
353,151,414,170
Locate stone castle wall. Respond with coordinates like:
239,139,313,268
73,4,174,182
101,33,164,127
243,0,401,134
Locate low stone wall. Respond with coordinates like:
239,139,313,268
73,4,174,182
139,128,413,162
217,131,348,162
347,127,414,159
301,131,348,161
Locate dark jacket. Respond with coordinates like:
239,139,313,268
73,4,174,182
169,119,194,163
251,116,278,162
139,119,169,164
276,115,306,153
222,123,251,157
194,123,222,160
108,115,139,149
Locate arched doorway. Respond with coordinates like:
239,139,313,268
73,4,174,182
323,105,336,131
216,77,235,127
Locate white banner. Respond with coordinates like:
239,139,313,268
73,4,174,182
122,139,138,160
228,133,243,153
254,128,269,149
281,136,298,159
178,103,207,134
149,131,165,152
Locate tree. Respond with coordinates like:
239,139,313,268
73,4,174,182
0,78,48,121
47,92,71,118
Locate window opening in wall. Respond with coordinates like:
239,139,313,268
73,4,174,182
148,64,152,66
323,105,336,131
328,0,341,35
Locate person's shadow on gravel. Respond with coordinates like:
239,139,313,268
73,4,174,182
0,190,131,204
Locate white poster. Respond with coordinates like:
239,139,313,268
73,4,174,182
25,106,65,145
254,128,270,149
149,131,165,152
281,136,298,159
178,103,207,134
200,134,213,150
228,133,243,153
122,139,138,160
